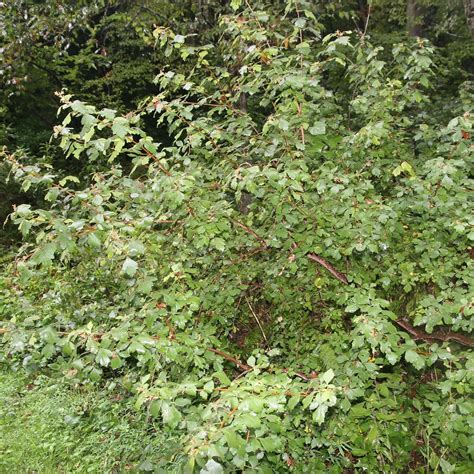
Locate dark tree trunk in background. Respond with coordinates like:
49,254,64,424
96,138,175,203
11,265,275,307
358,0,370,30
464,0,474,37
407,0,424,37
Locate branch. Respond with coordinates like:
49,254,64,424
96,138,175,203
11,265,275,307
307,253,348,285
207,347,252,371
1,325,315,381
140,146,171,176
395,319,474,348
232,219,267,245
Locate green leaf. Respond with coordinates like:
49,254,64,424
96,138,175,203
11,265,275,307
352,448,368,457
211,237,225,251
128,240,145,256
122,257,138,276
287,395,300,410
309,121,326,135
238,413,261,428
89,368,102,382
313,404,328,424
112,118,129,138
259,437,281,452
161,402,182,428
45,188,60,202
351,404,371,418
200,460,224,474
203,380,215,393
295,18,307,29
224,430,245,450
393,161,415,177
137,277,154,294
230,0,242,10
321,369,335,384
214,370,231,386
110,356,123,369
62,341,75,356
32,243,57,265
129,341,146,354
138,460,154,472
100,108,117,120
150,400,161,417
87,233,101,248
365,425,378,445
173,34,185,44
439,458,454,473
96,348,112,367
278,118,290,131
405,350,425,370
14,204,32,216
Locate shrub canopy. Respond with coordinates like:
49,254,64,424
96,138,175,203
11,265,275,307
1,1,473,472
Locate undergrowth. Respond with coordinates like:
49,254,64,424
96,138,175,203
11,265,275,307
0,370,183,473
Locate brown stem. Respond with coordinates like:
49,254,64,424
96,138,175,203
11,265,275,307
139,145,172,176
207,347,252,371
232,219,267,245
395,319,474,348
307,253,349,285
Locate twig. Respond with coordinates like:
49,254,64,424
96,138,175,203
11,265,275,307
140,145,172,176
232,219,267,245
245,296,268,346
207,347,251,371
281,368,316,382
220,407,238,428
232,368,253,381
229,245,268,266
307,253,348,285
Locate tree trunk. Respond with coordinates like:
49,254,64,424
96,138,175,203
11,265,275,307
407,0,423,37
464,0,474,37
358,0,370,31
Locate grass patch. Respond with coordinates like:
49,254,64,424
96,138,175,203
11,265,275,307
0,370,182,473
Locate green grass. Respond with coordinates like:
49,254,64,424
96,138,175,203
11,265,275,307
0,370,182,473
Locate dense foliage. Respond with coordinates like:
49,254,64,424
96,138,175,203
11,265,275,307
1,1,473,472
